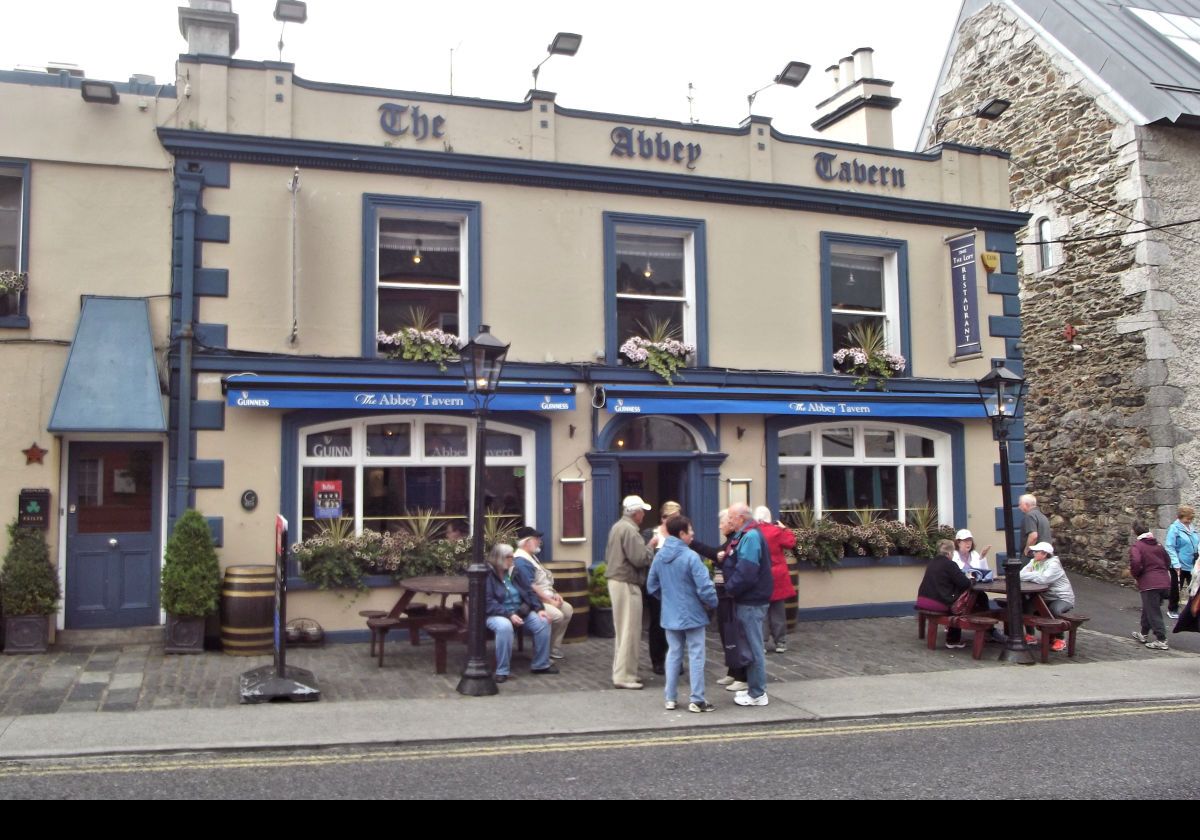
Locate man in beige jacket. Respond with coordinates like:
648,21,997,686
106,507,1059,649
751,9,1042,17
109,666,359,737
605,495,655,689
513,526,573,660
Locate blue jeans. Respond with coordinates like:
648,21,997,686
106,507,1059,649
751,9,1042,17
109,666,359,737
487,612,551,675
664,626,707,705
735,603,769,698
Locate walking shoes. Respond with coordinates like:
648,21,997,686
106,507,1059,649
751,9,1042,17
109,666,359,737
733,691,769,707
724,680,749,692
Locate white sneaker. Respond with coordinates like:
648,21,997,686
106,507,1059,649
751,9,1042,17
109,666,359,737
724,680,749,692
1167,611,1179,620
1145,640,1170,651
1132,631,1149,644
664,700,677,710
734,691,769,707
716,676,734,686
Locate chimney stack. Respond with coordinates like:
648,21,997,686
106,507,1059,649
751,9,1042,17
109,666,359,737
178,0,239,57
812,47,899,148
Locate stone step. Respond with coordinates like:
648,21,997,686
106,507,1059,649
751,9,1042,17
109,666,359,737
55,626,164,648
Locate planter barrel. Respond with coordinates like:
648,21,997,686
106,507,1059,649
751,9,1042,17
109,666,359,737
220,565,275,656
784,554,800,631
589,606,615,638
545,560,589,643
3,615,49,654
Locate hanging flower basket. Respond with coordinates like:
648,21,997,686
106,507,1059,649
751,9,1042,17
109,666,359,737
0,270,27,296
376,306,459,371
618,317,694,384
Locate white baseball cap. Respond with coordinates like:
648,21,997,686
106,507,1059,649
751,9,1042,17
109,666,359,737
955,529,974,541
1030,542,1054,554
622,495,652,511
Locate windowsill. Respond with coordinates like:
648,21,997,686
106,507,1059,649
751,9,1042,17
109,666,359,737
0,315,30,329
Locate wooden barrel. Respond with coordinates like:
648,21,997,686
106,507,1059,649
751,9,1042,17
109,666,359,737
220,564,275,656
546,560,589,644
785,553,800,631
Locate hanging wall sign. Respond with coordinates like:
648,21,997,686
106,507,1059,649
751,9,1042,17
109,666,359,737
313,480,343,520
947,233,982,357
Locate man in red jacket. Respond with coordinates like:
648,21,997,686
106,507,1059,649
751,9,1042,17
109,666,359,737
754,506,797,653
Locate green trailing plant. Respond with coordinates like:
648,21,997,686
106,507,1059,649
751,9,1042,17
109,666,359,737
376,306,460,371
618,315,695,385
786,513,956,568
0,521,60,616
588,563,612,608
160,510,220,617
832,321,907,390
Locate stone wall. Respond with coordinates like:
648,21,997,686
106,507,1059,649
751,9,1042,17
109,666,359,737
929,3,1162,576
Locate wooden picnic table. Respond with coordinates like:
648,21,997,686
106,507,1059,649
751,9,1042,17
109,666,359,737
972,580,1051,618
390,575,469,621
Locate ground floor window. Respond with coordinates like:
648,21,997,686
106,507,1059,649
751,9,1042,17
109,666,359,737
298,415,533,538
777,422,950,525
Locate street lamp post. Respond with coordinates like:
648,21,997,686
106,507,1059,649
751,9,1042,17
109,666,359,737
977,360,1035,665
457,325,510,696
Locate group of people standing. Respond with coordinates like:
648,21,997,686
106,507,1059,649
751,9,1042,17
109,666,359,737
604,496,794,712
1129,504,1199,650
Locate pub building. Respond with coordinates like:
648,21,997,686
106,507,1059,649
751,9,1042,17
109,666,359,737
0,2,1027,639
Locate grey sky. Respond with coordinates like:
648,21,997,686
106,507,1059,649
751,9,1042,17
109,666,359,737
2,0,964,149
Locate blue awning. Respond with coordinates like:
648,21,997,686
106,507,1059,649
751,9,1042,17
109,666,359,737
601,383,986,419
49,297,166,433
224,374,576,412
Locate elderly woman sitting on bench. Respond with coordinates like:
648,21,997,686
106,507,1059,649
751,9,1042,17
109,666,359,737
916,539,975,649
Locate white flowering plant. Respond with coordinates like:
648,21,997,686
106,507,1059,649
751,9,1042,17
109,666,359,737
619,317,694,384
0,270,27,296
377,306,460,371
833,321,906,389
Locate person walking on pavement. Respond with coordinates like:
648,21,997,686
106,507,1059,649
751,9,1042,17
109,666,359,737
605,495,655,689
647,515,719,713
1130,520,1173,651
1164,504,1198,621
724,503,773,707
754,505,796,654
513,526,572,661
643,501,680,675
1019,494,1052,559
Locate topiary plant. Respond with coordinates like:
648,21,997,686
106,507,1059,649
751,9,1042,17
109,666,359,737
0,521,60,616
588,563,612,608
161,510,221,617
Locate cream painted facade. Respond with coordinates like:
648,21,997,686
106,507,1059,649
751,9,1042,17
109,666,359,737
0,21,1027,636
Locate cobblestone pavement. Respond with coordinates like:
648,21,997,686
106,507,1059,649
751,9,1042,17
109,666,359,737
0,616,1192,716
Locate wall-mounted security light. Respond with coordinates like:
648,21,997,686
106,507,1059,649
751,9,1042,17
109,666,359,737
532,32,583,89
80,80,120,105
273,0,308,23
935,97,1011,139
747,60,810,114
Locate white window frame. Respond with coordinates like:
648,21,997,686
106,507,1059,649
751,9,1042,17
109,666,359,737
829,245,901,354
298,415,535,535
613,223,698,349
375,210,468,339
0,164,26,317
777,422,951,523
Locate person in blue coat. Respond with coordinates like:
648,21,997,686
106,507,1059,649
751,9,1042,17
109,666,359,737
647,515,719,712
1164,504,1198,620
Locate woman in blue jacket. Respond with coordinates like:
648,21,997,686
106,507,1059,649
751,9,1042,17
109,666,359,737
1164,504,1198,620
647,515,719,713
484,543,555,682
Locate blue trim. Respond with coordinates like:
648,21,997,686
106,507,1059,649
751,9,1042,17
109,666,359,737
191,460,225,489
195,323,228,349
195,214,230,243
159,130,1031,233
193,268,229,297
795,601,917,621
988,316,1021,338
280,409,553,585
0,68,176,97
985,231,1017,252
1000,253,1019,274
987,273,1019,295
0,158,31,325
1002,295,1021,317
174,159,229,188
994,463,1028,486
602,212,708,367
205,517,224,548
191,400,226,431
360,194,482,358
765,417,968,529
820,232,911,375
1005,338,1023,360
596,412,718,452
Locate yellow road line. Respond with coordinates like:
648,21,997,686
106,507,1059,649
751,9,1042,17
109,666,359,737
2,701,1197,780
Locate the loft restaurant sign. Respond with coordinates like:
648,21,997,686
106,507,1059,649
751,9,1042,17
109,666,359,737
814,152,905,189
611,127,702,170
379,103,446,140
948,233,982,357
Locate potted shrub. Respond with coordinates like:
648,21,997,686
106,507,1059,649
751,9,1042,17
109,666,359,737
160,510,221,654
587,563,615,638
1,521,60,654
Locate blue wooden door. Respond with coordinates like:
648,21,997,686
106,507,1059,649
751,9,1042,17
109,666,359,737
65,442,162,628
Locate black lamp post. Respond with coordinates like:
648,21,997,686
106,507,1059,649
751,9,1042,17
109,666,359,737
457,324,510,696
977,359,1035,665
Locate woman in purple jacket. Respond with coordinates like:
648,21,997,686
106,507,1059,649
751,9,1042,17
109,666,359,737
1129,521,1172,651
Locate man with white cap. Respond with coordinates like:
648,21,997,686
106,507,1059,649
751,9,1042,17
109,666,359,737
513,526,573,661
604,495,655,689
1020,541,1076,652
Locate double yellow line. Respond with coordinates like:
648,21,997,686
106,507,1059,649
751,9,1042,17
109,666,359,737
3,701,1197,779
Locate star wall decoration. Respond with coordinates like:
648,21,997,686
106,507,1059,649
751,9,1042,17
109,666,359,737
22,443,48,465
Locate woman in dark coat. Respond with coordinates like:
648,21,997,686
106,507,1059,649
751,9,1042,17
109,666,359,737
1129,520,1172,650
916,539,973,649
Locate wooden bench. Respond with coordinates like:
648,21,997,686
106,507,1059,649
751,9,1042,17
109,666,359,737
365,616,402,667
1060,613,1088,657
425,623,461,674
915,607,998,660
1024,615,1070,663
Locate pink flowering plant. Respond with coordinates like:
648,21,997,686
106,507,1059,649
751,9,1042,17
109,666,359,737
377,306,460,371
619,317,695,384
832,321,905,389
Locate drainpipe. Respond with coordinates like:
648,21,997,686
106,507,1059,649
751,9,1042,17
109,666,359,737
174,172,204,523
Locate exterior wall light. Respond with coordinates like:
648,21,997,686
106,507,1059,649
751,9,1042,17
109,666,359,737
532,32,583,89
80,80,120,105
273,0,307,23
747,60,810,113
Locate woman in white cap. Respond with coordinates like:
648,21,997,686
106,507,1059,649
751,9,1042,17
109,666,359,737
1019,541,1076,652
951,529,992,581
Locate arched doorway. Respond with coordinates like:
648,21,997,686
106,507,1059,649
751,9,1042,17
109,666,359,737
587,415,725,566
